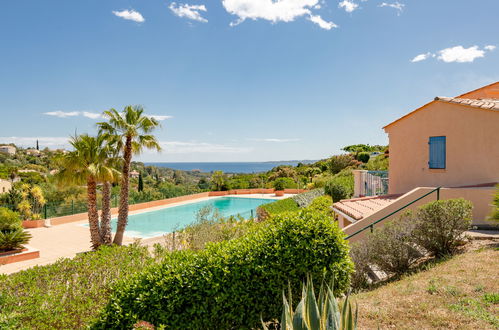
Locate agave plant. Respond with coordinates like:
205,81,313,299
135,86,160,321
264,277,357,330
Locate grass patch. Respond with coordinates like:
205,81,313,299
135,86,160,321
352,246,499,329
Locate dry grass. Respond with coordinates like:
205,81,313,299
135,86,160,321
352,242,499,329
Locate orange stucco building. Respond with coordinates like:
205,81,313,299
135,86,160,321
384,82,499,194
334,82,499,235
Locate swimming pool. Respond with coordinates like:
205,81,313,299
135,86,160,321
106,197,277,238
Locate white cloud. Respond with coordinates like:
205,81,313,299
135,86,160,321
338,0,359,13
411,45,495,63
169,3,208,23
379,2,405,15
308,14,337,30
158,141,252,154
411,52,432,63
82,112,102,119
43,111,80,118
248,138,301,143
438,45,485,63
112,9,145,23
43,111,104,119
222,0,335,29
150,115,173,121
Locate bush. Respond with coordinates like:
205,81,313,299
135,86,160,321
349,241,372,290
0,244,155,329
273,177,296,190
0,207,21,231
307,195,334,218
329,154,358,174
94,210,354,329
0,207,30,252
181,206,255,250
291,188,324,207
490,185,499,222
356,152,370,163
257,198,299,221
325,181,349,202
411,198,472,257
367,216,420,276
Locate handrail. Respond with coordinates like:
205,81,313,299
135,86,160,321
345,187,441,240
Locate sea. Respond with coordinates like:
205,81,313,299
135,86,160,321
144,161,317,174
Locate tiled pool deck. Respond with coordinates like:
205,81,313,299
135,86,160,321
1,193,290,275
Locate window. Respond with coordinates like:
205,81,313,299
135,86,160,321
429,136,446,169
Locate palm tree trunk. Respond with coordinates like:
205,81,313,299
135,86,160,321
113,135,132,245
87,177,102,249
100,181,113,245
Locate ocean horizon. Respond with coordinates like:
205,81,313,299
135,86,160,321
144,161,317,174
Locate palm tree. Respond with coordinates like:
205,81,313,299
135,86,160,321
97,106,161,245
56,134,120,249
99,140,122,245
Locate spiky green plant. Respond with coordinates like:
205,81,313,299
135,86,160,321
264,277,357,330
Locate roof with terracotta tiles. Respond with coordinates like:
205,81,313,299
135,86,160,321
333,194,401,221
434,97,499,111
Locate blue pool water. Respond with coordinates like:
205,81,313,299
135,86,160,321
106,197,276,238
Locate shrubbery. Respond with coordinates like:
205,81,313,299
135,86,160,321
180,206,256,250
0,244,155,329
325,181,349,202
349,198,473,289
273,177,296,190
94,209,354,329
257,198,299,221
356,152,370,163
0,207,31,252
329,154,358,174
367,215,420,276
411,198,472,257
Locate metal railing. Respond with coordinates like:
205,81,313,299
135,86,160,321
345,187,441,240
360,171,389,197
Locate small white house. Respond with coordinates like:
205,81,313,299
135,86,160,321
0,179,12,194
0,145,16,156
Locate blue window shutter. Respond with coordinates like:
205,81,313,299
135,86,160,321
429,136,446,169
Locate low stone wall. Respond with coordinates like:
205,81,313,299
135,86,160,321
44,189,307,227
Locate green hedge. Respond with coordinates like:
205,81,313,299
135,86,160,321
94,209,353,329
257,198,299,220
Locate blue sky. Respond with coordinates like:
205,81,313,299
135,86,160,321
0,0,498,162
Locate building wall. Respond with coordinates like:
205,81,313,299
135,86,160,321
0,180,12,194
385,101,499,194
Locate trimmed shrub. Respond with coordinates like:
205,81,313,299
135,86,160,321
291,188,324,207
325,182,349,202
367,216,420,276
257,198,299,221
412,198,472,257
307,195,334,218
94,210,354,329
356,152,370,163
273,177,296,190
